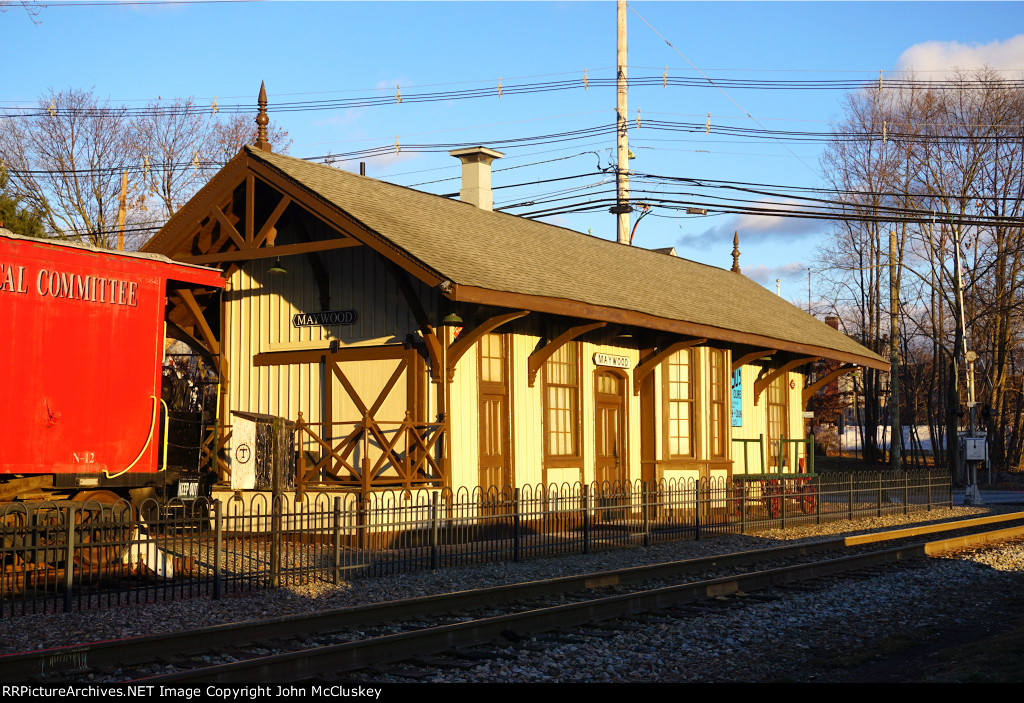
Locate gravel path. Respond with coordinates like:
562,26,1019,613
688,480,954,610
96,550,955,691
3,505,1022,683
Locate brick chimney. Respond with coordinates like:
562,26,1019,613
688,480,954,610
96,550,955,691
449,147,504,211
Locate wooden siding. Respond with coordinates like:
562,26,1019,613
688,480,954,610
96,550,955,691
223,245,440,478
222,244,807,490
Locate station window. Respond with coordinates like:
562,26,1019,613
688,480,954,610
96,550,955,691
663,348,695,459
767,373,789,468
544,342,580,461
709,349,728,458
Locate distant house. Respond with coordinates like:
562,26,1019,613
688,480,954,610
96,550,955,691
142,137,885,496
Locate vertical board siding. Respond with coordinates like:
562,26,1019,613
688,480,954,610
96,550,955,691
223,242,439,481
449,337,479,491
223,241,807,492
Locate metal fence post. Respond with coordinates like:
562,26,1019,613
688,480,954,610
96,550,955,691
333,496,342,584
642,482,650,548
430,491,439,571
513,488,521,564
927,470,933,511
582,484,590,555
64,507,76,613
781,477,788,530
816,475,822,525
877,473,883,518
903,472,909,515
848,474,853,521
213,500,222,600
270,495,282,588
694,480,701,541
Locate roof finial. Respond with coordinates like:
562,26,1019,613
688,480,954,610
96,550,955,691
255,81,272,153
730,231,741,273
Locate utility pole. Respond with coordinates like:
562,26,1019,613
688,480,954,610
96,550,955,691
116,169,128,251
889,230,901,470
614,0,630,244
957,223,984,504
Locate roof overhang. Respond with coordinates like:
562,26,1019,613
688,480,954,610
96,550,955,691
448,282,889,370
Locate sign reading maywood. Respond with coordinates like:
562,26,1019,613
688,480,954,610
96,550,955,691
292,310,358,327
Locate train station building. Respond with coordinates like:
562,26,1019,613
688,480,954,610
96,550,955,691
142,128,887,497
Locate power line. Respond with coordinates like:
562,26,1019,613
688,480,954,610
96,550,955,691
4,73,1022,119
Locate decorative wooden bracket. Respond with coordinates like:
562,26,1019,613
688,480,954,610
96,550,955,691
732,348,777,372
803,365,858,406
174,288,220,357
753,356,819,406
253,193,291,249
527,322,607,387
447,310,530,381
632,338,707,395
379,259,444,382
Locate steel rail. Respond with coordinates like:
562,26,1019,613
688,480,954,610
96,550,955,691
143,523,1024,684
5,511,1022,682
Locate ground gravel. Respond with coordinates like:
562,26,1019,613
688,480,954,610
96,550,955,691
2,505,1022,683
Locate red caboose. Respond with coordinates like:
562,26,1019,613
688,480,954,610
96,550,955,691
0,229,224,498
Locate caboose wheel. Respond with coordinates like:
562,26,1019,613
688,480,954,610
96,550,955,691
71,491,131,570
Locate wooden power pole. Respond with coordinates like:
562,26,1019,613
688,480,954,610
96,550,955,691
116,169,128,251
614,0,630,244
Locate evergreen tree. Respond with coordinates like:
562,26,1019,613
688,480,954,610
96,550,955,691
0,167,45,238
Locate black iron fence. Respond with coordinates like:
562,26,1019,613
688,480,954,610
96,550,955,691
0,470,951,617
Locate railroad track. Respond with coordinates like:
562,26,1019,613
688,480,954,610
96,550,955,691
6,511,1024,683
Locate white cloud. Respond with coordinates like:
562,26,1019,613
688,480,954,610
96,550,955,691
742,262,807,289
675,200,825,249
538,214,572,229
323,151,422,176
896,35,1024,76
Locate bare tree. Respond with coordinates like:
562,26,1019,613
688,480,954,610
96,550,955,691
134,97,218,221
1,88,293,248
209,112,292,164
821,68,1024,475
0,88,139,248
135,105,291,220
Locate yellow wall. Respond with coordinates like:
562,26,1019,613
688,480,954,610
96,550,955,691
223,246,809,490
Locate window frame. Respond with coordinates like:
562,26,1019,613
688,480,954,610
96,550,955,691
542,340,582,467
709,348,728,459
662,347,697,460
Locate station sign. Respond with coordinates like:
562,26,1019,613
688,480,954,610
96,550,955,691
292,309,358,327
594,353,630,369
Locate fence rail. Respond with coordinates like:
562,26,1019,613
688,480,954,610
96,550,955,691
0,470,952,617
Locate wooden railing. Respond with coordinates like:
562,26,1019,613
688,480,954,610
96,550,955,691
293,411,446,494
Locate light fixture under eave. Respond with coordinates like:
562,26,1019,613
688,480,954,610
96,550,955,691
268,257,287,274
440,312,464,327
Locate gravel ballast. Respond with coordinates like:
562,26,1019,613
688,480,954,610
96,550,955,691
3,505,1022,682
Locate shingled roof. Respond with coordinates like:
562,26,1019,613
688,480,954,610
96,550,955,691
151,146,886,369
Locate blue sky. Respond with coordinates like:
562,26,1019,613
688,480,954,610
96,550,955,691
5,1,1023,306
